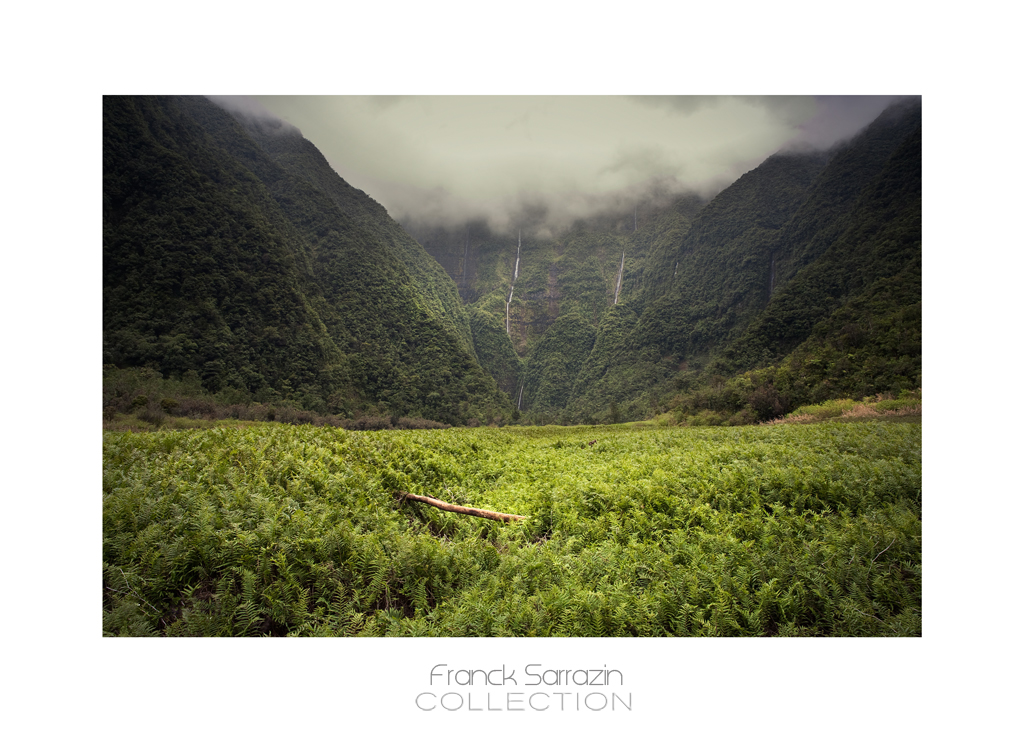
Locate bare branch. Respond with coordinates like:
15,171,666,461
400,492,528,522
873,537,897,563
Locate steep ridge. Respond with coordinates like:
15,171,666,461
409,199,688,415
103,95,511,425
718,120,922,405
571,98,922,422
233,111,477,358
550,152,829,423
631,151,830,358
769,97,924,290
406,99,921,424
105,95,920,429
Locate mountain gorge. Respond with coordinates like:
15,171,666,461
103,95,921,427
407,97,921,424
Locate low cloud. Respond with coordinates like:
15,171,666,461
780,95,913,151
247,95,905,234
206,95,299,135
375,175,709,236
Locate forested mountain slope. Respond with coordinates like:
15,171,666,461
103,95,512,425
104,95,920,429
409,99,922,424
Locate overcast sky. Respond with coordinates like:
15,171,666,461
228,95,907,234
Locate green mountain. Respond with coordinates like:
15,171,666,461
104,95,920,428
409,98,922,424
103,95,512,425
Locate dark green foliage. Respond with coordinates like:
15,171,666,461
104,96,511,425
665,119,922,424
637,103,920,419
589,101,920,423
104,96,328,401
103,365,456,431
404,101,920,427
769,97,925,289
413,208,659,424
520,309,597,420
106,94,921,431
561,304,669,423
723,120,922,373
635,193,704,301
626,151,828,364
466,306,522,398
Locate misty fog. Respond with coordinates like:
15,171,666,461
212,95,910,236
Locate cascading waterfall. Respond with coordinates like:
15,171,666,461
506,229,522,334
513,229,521,281
674,261,678,277
517,383,524,410
613,251,625,304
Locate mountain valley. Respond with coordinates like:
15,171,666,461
103,96,921,428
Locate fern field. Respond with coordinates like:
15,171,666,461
103,421,921,636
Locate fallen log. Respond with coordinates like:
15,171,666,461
400,492,528,522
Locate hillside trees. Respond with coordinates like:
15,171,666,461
103,95,512,424
565,99,921,424
407,96,920,426
106,95,922,428
520,308,597,421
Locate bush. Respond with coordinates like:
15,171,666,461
791,399,857,419
347,415,393,431
728,408,756,426
749,384,787,422
160,398,179,413
688,410,726,426
395,416,450,430
138,405,165,427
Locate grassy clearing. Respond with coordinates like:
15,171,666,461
103,420,921,636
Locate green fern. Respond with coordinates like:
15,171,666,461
104,421,920,636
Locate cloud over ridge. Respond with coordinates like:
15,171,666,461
230,95,907,232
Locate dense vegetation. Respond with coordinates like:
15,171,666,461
102,98,923,638
104,421,920,636
102,365,456,431
406,214,647,421
412,99,921,426
104,96,920,429
104,96,511,426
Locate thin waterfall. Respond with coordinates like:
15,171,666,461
506,229,521,334
769,251,776,296
613,251,625,304
513,229,521,281
674,261,678,277
517,383,524,411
